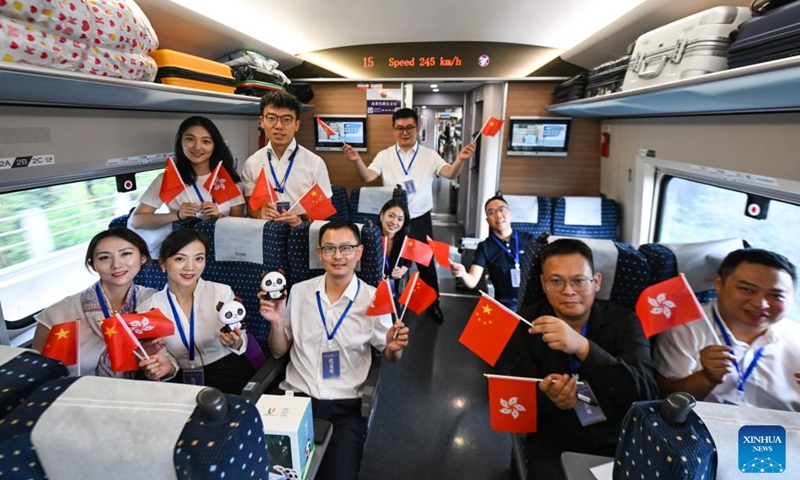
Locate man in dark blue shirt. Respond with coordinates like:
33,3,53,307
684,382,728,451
450,194,535,311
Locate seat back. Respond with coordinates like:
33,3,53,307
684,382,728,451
329,185,351,220
505,195,554,237
639,238,747,303
349,186,408,225
518,236,650,311
196,219,290,351
551,196,620,239
0,346,68,420
287,221,383,288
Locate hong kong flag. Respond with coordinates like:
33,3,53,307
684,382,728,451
118,308,175,339
487,374,538,433
204,162,241,204
635,275,706,338
102,314,145,372
297,183,337,221
158,156,186,204
398,237,434,267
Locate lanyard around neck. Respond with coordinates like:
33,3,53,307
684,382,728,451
712,307,765,391
95,283,136,319
167,288,196,362
395,145,418,177
267,146,299,194
316,280,361,341
489,231,520,267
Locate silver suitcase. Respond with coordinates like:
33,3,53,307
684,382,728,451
622,6,750,92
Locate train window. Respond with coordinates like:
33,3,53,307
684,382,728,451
656,175,800,319
0,170,160,323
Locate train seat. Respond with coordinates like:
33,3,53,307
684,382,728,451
329,185,351,220
505,195,553,238
348,186,408,225
638,238,748,303
551,196,620,240
0,345,68,420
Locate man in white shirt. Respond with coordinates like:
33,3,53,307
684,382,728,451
654,248,800,411
241,91,332,227
343,108,476,323
260,219,409,480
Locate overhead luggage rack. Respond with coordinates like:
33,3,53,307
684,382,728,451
0,63,260,115
547,55,800,118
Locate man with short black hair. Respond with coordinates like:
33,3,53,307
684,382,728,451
242,90,332,227
343,108,476,323
497,238,657,479
655,248,800,411
450,194,534,312
259,219,409,480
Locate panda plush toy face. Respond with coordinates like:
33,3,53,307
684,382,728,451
261,271,287,300
217,299,245,331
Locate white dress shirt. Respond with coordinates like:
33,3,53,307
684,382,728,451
241,139,332,214
654,301,800,411
367,142,447,218
280,274,391,399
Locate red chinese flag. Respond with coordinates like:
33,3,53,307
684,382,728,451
119,308,175,339
426,236,451,267
635,275,706,338
204,162,242,205
316,117,337,137
159,156,186,204
481,116,504,137
459,295,520,366
366,280,396,316
487,375,538,433
248,167,279,211
399,237,434,267
41,320,79,366
398,272,438,315
298,183,337,220
101,315,143,372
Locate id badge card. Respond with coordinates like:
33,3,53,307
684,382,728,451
574,382,606,426
510,268,521,288
183,366,205,386
322,350,340,379
404,179,416,195
276,201,291,214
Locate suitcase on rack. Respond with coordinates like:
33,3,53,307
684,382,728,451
235,80,286,97
728,1,800,68
230,64,288,86
151,49,236,94
551,73,588,104
586,55,631,98
622,6,751,92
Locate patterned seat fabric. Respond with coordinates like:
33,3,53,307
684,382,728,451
0,347,68,420
329,185,351,220
349,186,408,225
552,196,620,240
287,221,383,288
639,239,748,304
518,236,650,311
508,196,554,238
195,219,290,352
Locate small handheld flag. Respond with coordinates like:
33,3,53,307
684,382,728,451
366,279,396,316
118,308,175,339
248,167,279,211
459,293,526,366
486,374,538,432
41,320,79,366
316,117,338,138
294,183,337,220
426,236,451,268
398,237,434,267
398,272,437,317
635,275,707,338
473,116,504,141
102,314,148,372
159,157,186,204
204,162,242,204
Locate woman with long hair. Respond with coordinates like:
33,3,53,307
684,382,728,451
379,199,412,290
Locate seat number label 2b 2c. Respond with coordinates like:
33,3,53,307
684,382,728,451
0,155,55,170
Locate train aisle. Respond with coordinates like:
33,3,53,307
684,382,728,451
358,222,512,479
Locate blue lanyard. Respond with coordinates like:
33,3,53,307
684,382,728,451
95,283,136,319
712,307,765,391
267,147,299,194
167,289,196,362
191,183,205,203
489,231,520,268
316,280,361,341
395,145,418,176
568,322,589,374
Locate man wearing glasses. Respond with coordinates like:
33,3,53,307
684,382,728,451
496,238,656,480
450,194,534,312
259,219,409,480
242,91,332,227
343,108,476,323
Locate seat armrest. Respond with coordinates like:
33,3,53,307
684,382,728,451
361,349,382,423
241,355,289,400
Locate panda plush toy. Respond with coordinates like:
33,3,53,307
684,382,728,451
216,298,246,333
261,271,287,300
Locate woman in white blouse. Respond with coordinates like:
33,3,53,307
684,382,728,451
138,229,254,394
128,116,245,256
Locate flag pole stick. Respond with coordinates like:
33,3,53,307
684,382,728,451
75,318,81,377
289,182,316,213
393,236,408,271
382,236,388,277
263,166,277,206
208,163,220,192
478,290,533,327
677,273,723,345
399,273,419,322
483,373,584,385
